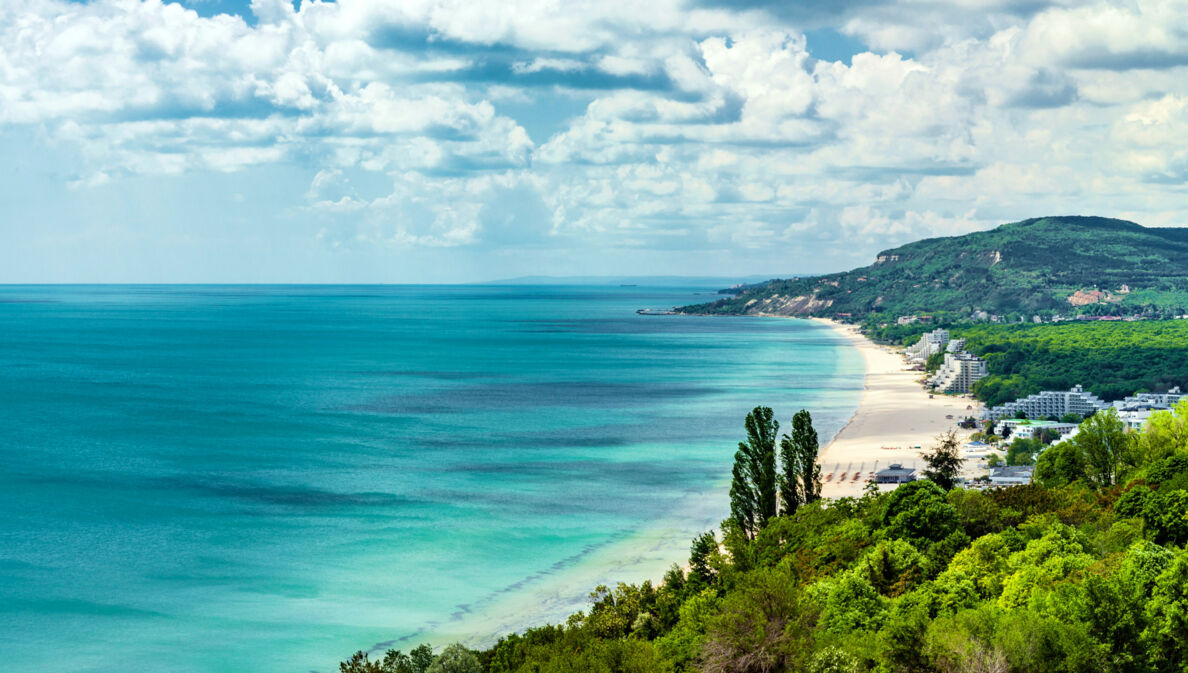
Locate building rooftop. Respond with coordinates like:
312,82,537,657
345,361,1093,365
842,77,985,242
876,464,916,477
990,466,1034,479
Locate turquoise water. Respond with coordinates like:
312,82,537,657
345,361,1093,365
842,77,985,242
0,285,863,673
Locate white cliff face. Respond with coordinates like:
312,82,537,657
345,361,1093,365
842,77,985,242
744,293,834,316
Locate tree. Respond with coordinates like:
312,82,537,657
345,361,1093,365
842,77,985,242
921,430,965,490
341,652,383,673
688,531,718,592
794,411,821,506
1136,400,1188,464
1073,408,1130,488
1143,550,1188,670
426,644,480,673
381,650,413,673
1037,428,1060,445
1034,440,1088,487
730,407,778,538
409,645,435,673
882,480,961,546
925,351,945,373
701,567,813,673
357,646,432,673
1006,438,1038,466
779,409,821,516
1141,490,1188,546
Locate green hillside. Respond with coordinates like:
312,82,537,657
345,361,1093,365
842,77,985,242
679,216,1188,320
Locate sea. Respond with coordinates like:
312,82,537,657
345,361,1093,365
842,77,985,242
0,285,863,673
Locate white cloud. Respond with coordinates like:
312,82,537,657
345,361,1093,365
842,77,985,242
1,0,1187,278
1018,1,1188,70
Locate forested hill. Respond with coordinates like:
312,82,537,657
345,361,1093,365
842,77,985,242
678,216,1188,320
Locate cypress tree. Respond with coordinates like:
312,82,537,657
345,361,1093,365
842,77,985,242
728,459,755,539
730,406,778,538
778,433,802,517
793,409,821,505
780,409,821,516
687,531,718,591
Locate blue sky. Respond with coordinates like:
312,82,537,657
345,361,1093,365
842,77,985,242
2,0,1187,283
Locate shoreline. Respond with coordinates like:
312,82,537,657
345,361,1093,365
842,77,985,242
388,316,869,652
405,480,730,650
804,317,980,497
376,316,963,652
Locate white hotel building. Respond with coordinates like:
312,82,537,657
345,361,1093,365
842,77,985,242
1115,387,1184,411
983,385,1111,421
905,328,949,365
928,351,988,394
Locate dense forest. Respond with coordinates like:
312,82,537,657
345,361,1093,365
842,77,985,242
678,216,1188,320
960,321,1188,406
340,401,1188,673
868,320,1188,407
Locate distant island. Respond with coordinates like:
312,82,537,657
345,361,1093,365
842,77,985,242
677,216,1188,321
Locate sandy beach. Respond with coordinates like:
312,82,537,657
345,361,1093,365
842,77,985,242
807,318,982,497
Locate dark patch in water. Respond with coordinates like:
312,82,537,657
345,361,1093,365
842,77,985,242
20,471,418,511
360,370,508,381
442,459,715,485
5,597,169,618
407,414,742,452
415,429,634,450
157,476,414,509
351,380,721,415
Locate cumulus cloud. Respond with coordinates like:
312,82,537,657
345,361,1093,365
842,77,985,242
1,0,1187,278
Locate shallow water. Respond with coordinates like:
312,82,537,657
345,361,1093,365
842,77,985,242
0,285,863,672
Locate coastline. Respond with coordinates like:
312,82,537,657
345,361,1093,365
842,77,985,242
416,479,731,650
805,317,979,497
429,316,977,649
381,316,869,652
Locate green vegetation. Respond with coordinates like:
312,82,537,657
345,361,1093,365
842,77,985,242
861,318,1188,406
780,410,822,516
956,320,1188,405
341,644,438,673
1006,439,1039,466
730,407,822,538
920,430,964,491
729,406,779,539
680,216,1188,320
1034,408,1130,489
340,402,1188,673
678,216,1188,408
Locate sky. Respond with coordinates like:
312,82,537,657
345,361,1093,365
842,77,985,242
1,0,1186,283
